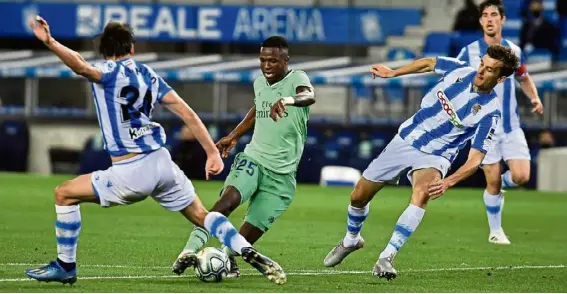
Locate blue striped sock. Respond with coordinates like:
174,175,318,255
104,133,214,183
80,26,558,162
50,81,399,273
204,212,251,255
483,190,503,232
343,205,369,247
379,204,425,259
55,205,81,264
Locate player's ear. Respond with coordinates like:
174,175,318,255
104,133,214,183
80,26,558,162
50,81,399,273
130,44,135,56
496,75,507,84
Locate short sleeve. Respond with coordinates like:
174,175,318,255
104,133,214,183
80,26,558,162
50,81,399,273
470,112,500,154
156,76,173,104
456,46,470,64
292,70,314,91
434,56,468,76
92,60,119,85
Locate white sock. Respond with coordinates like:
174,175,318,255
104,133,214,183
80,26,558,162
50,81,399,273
204,212,251,255
379,204,425,259
343,204,369,247
55,205,82,263
222,245,239,257
501,171,518,188
483,190,504,232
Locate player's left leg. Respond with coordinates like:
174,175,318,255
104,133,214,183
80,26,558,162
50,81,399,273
374,165,447,280
24,173,99,284
501,129,531,189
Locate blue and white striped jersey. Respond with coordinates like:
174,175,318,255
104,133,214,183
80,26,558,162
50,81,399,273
398,57,501,162
457,38,527,134
91,58,172,156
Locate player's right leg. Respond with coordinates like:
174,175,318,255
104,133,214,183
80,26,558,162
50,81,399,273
24,173,99,284
178,197,286,285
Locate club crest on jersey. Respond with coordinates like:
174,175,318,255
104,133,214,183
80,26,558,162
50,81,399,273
472,103,482,115
436,90,464,128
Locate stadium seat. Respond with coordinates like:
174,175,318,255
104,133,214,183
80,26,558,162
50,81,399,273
423,32,452,57
451,32,483,57
0,120,29,172
77,134,112,175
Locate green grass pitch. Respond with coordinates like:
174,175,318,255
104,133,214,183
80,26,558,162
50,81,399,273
1,172,566,292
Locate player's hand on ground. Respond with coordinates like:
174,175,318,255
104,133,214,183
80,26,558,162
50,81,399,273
29,15,52,44
215,136,237,159
531,98,544,114
205,153,224,180
270,99,286,122
428,179,449,199
371,64,395,79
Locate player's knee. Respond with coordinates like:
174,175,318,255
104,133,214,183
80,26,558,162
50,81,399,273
410,185,429,207
211,187,240,216
511,170,530,186
350,185,371,208
54,181,73,205
486,176,502,193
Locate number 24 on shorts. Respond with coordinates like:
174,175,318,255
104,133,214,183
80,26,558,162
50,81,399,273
234,158,257,176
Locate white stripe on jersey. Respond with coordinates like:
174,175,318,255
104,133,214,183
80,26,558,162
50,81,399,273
91,59,172,156
398,57,501,162
456,38,526,134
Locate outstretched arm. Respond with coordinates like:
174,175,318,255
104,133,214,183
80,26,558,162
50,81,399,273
215,106,256,158
228,106,256,140
372,58,437,78
29,16,102,83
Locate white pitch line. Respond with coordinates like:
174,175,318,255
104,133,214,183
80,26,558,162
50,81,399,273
1,264,565,282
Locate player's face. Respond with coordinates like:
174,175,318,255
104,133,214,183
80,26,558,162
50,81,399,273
260,47,289,84
479,5,505,37
474,55,506,90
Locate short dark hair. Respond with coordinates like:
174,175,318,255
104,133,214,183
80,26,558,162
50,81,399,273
479,0,506,18
486,44,519,77
261,36,288,49
98,22,135,58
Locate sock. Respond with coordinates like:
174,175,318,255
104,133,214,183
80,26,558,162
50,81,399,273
483,190,504,232
222,245,239,258
183,226,210,253
501,171,518,188
204,212,251,255
379,204,425,259
55,205,81,271
343,204,369,247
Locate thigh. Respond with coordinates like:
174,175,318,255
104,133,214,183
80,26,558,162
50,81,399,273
410,168,442,206
223,153,261,205
246,170,295,232
245,190,291,233
56,173,100,205
362,135,413,184
502,129,531,162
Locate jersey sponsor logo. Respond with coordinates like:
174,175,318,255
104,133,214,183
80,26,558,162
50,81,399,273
436,90,464,128
128,122,159,140
472,103,482,115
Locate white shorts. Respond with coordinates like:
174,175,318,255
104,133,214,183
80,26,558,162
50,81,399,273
91,148,195,211
482,128,531,165
362,135,451,185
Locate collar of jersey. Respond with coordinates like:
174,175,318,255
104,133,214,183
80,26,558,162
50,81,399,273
266,69,294,87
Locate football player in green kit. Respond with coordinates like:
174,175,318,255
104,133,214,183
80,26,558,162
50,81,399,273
172,36,316,278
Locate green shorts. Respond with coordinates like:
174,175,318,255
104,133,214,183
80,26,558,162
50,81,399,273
222,152,296,232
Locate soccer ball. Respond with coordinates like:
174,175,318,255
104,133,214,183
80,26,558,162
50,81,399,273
194,247,231,283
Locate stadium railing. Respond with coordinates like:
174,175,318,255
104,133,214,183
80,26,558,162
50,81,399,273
0,51,565,130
